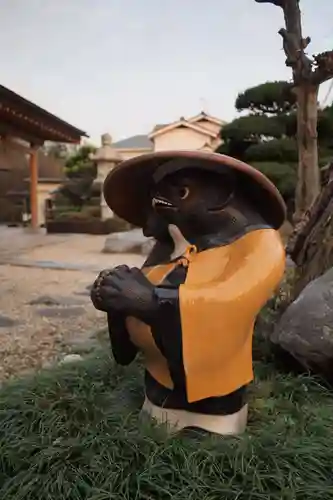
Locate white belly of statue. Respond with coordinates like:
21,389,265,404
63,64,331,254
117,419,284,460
141,397,248,436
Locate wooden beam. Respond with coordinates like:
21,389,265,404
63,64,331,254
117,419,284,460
29,146,39,229
0,104,83,143
0,120,43,146
0,136,35,155
0,85,88,140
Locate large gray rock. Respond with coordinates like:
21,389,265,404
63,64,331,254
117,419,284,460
103,229,155,255
271,267,333,373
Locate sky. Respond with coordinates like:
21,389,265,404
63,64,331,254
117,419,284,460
1,0,333,144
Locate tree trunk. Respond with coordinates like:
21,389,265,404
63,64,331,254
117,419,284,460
294,84,320,221
288,167,333,296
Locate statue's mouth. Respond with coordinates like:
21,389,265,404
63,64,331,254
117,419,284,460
151,193,234,214
152,196,174,209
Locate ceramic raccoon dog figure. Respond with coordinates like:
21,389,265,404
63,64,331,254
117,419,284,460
91,151,286,436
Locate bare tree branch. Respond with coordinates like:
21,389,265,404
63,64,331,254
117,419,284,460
278,28,312,83
278,28,299,67
255,0,333,218
255,0,313,84
312,50,333,85
302,36,311,50
254,0,284,7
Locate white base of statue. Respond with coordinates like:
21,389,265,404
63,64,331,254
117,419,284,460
141,397,248,436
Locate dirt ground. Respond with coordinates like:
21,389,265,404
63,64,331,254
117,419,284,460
0,228,144,383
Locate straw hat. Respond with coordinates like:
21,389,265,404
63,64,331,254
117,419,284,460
103,150,286,229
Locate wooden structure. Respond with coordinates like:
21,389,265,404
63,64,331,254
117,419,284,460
287,161,333,296
0,84,87,228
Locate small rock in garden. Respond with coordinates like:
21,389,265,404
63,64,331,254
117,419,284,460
0,314,19,328
29,295,85,306
36,307,86,318
60,354,83,365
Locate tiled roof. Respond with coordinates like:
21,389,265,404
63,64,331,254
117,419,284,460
151,124,168,132
112,134,152,149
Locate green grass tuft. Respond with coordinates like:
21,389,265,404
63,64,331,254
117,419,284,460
0,351,333,499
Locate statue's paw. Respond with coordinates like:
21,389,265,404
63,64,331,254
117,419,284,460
90,269,114,311
90,266,130,312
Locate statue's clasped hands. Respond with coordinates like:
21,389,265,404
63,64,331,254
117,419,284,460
90,226,189,323
90,265,157,323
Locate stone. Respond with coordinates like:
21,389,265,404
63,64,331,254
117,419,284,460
29,295,85,306
36,307,86,318
103,229,154,254
59,354,83,365
271,267,333,375
91,133,122,164
0,314,19,327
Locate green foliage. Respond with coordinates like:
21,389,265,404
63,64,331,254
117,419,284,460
318,107,333,144
235,81,297,114
221,115,285,142
246,138,298,163
252,162,297,198
218,81,333,202
52,145,98,212
64,144,97,178
55,177,95,211
0,350,332,499
52,206,101,221
216,139,252,159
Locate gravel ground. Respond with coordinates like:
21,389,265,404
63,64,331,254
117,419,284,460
0,266,138,384
0,265,106,382
0,229,146,384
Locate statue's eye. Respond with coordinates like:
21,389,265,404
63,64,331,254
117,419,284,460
179,187,190,200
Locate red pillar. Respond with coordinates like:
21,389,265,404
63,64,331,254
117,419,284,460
29,147,38,229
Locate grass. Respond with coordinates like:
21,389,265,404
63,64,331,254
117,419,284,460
0,347,333,500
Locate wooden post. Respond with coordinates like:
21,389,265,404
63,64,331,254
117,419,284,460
29,146,38,229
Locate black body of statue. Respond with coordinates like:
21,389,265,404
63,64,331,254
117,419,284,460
90,164,270,416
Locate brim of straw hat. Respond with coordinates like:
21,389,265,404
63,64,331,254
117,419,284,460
103,150,286,230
